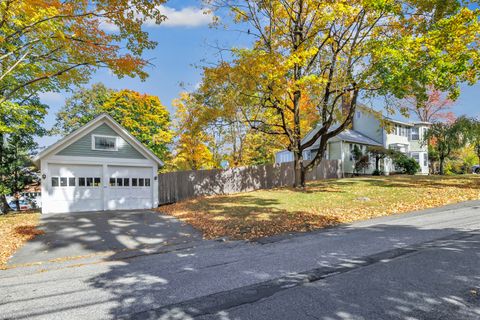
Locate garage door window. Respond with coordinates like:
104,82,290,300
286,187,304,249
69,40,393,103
139,178,144,187
132,178,137,186
124,178,130,186
145,178,151,187
69,177,76,186
79,178,86,187
116,178,123,187
52,177,59,187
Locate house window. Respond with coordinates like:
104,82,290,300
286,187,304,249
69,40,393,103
92,135,118,151
423,153,428,167
356,111,361,119
411,127,419,140
411,152,420,163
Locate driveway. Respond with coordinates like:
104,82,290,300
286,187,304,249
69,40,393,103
8,210,203,266
1,201,480,319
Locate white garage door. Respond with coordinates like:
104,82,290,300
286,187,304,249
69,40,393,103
48,164,103,213
106,166,153,210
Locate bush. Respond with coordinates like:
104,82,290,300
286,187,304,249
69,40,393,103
372,169,383,176
394,154,420,175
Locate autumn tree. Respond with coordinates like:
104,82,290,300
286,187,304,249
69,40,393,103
171,93,215,171
203,0,480,187
0,0,166,104
55,85,173,162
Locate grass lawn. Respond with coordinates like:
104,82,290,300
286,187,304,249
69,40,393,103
0,211,42,268
160,175,480,240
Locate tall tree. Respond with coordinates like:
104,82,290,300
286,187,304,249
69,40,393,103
0,99,46,213
203,0,480,187
55,85,173,162
171,93,215,171
0,0,166,104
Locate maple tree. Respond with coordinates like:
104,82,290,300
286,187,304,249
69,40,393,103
171,93,215,171
202,0,480,187
0,0,165,104
55,85,173,162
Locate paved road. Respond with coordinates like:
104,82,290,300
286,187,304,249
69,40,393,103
1,201,480,319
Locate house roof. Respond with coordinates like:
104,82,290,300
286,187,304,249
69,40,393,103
33,113,163,166
302,124,382,148
333,129,383,146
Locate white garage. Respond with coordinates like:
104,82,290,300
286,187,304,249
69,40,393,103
34,114,162,214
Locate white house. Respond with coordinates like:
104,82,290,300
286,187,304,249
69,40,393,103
34,114,162,214
275,107,431,175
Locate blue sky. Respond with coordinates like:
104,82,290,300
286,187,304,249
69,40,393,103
37,1,480,148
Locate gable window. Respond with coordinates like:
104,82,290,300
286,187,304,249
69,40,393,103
92,135,118,151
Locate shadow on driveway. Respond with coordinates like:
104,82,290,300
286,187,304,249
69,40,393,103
8,210,202,266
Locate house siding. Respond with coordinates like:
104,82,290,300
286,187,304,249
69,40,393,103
353,110,383,144
56,124,146,159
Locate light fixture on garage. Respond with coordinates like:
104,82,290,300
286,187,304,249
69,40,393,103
154,176,158,181
42,174,46,180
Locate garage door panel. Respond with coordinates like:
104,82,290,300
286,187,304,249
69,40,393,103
107,166,153,211
47,164,103,213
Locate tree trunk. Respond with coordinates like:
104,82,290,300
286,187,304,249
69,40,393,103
0,194,9,214
439,157,445,175
293,150,305,189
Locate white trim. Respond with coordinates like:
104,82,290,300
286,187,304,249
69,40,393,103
91,134,119,151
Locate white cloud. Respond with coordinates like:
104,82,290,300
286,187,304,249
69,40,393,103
98,5,214,32
149,6,214,28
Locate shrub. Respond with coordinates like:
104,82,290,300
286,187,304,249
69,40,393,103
372,169,383,176
394,154,420,175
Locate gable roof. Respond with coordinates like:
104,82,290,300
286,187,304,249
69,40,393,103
33,114,163,166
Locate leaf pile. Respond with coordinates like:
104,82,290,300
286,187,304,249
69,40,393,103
0,212,43,268
159,175,480,240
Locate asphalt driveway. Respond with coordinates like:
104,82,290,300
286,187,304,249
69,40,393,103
8,210,203,266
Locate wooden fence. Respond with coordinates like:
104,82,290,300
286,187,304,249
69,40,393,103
158,160,342,205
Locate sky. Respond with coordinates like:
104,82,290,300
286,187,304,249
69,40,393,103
37,0,480,148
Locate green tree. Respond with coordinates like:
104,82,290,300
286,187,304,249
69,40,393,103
0,99,46,213
53,84,114,135
425,118,470,175
55,85,173,162
367,146,398,175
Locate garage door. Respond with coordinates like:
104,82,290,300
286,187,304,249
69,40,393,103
106,166,153,210
48,164,103,213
